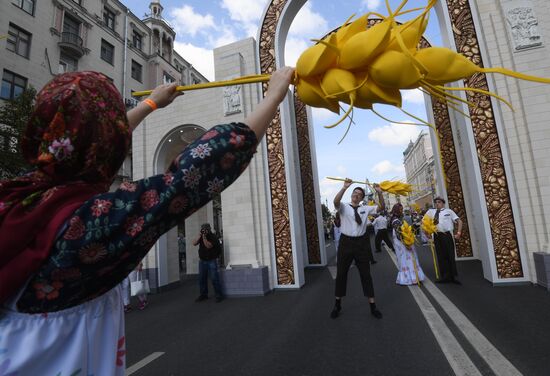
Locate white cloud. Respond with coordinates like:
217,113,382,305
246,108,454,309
173,42,215,81
288,3,328,37
320,178,344,211
402,89,425,105
209,25,240,48
311,107,338,125
368,122,421,146
284,37,310,67
169,5,215,36
336,165,347,175
361,0,382,11
371,160,405,175
220,0,264,37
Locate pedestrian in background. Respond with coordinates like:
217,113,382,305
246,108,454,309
373,212,394,253
193,223,224,303
424,197,463,284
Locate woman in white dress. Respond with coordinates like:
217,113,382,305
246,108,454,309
390,203,425,286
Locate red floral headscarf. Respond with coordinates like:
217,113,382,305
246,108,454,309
0,71,130,303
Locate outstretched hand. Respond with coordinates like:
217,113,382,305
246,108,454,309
148,83,183,108
265,67,295,104
343,178,352,189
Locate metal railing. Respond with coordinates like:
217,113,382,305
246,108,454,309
60,32,83,47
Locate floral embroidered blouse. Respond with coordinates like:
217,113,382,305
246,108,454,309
15,122,257,313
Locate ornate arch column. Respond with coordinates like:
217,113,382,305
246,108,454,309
257,0,529,287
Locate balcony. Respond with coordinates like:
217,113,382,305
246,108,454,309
58,32,85,58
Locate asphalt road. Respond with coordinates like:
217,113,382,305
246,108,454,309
125,237,550,376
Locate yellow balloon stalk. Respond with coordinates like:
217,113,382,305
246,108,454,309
326,177,412,196
421,214,440,279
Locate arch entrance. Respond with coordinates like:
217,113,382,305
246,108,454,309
150,124,206,289
257,0,531,287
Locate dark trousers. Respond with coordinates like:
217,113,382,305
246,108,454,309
375,229,394,252
199,259,223,298
335,235,375,298
363,232,375,262
433,232,458,280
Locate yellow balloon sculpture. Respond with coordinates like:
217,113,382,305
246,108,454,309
293,0,550,140
400,221,416,248
379,180,412,196
133,0,550,144
421,214,438,236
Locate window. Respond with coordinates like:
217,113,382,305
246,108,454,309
1,70,27,100
7,23,31,58
132,31,142,50
131,60,142,82
101,39,114,64
63,14,80,36
11,0,35,15
103,7,116,31
163,72,175,84
59,52,78,73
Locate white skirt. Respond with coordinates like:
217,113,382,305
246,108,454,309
394,236,425,285
0,286,126,375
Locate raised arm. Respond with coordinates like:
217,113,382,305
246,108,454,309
373,183,385,212
243,67,295,141
126,83,182,131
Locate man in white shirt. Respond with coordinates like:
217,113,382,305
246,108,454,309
424,196,463,284
373,213,394,253
330,178,385,319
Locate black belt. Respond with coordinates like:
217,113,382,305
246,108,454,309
341,233,365,239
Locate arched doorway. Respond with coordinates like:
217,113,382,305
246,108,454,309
152,124,206,288
257,0,530,287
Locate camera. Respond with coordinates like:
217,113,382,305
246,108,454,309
200,228,208,235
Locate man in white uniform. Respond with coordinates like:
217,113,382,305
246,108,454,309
331,178,385,319
373,213,394,253
424,196,463,284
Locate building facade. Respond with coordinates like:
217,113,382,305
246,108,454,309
403,131,435,210
1,0,207,182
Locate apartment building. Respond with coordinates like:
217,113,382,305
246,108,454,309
1,0,207,179
403,130,435,210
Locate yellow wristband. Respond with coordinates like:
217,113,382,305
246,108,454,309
143,98,158,111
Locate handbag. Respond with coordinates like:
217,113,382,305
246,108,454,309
130,271,150,296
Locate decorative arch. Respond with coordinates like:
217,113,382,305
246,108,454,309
258,0,525,284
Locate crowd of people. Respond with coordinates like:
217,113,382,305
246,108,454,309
329,182,463,319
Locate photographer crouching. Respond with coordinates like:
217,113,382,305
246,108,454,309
193,223,224,303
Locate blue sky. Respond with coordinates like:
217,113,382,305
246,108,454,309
127,0,443,210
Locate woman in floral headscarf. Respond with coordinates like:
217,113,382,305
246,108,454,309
0,67,294,375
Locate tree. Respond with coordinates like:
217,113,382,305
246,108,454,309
321,203,332,225
0,87,36,179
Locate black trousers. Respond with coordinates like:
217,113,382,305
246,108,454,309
375,229,394,251
335,234,375,298
433,232,458,280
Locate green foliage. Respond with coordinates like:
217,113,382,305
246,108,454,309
321,203,332,224
0,87,36,179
